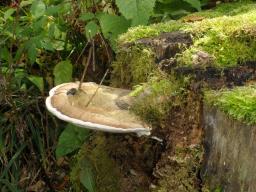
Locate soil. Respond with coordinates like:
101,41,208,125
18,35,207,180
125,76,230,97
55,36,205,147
151,87,203,192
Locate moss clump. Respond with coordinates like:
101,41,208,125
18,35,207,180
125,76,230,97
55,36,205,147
152,145,203,192
185,1,256,19
111,46,156,87
117,2,256,68
119,2,256,44
111,44,189,126
119,20,184,44
130,74,188,126
70,134,121,192
204,84,256,125
178,10,256,68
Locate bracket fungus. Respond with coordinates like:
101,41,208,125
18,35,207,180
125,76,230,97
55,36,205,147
46,82,151,136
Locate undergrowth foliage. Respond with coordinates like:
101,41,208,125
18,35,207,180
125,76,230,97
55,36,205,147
0,0,203,191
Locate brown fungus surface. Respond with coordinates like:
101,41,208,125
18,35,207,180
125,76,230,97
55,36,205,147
47,82,150,133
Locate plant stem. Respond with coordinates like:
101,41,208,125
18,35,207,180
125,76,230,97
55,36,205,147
84,68,109,108
79,46,92,90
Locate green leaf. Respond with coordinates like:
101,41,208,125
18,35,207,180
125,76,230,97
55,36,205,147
0,144,26,180
52,40,65,51
1,67,8,74
46,5,60,16
85,21,100,39
115,0,156,26
0,129,4,154
48,23,56,37
14,69,26,78
79,13,95,21
4,8,16,20
20,0,33,8
27,75,44,92
14,46,25,62
97,13,130,48
154,0,193,19
0,47,10,61
14,69,26,87
53,60,73,85
80,159,95,192
30,0,46,19
129,84,144,97
157,0,174,4
28,43,37,64
55,124,90,159
41,38,54,51
32,16,48,32
183,0,201,11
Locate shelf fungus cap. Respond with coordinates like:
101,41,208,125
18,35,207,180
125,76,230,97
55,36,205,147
45,82,151,136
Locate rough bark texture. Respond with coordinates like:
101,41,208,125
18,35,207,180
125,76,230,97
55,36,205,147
203,106,256,192
175,61,256,89
136,31,193,62
151,88,203,192
136,33,256,89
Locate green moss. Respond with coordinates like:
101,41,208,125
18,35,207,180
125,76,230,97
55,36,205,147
152,145,203,192
119,2,256,44
187,1,256,19
117,2,256,68
130,74,188,125
179,10,256,68
70,134,120,192
111,46,189,125
119,20,184,44
112,2,256,127
204,85,256,125
111,46,156,87
120,2,256,43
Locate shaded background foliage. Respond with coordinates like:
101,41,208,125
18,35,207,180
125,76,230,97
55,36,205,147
0,0,206,191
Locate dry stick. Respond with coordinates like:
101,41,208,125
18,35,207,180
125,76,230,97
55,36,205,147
79,46,92,90
99,33,111,62
92,39,95,72
75,41,89,66
8,4,19,80
84,68,110,108
92,0,99,12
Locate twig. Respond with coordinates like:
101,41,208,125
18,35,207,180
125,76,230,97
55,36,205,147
75,41,89,65
8,1,20,75
92,0,99,12
79,46,92,90
84,68,109,108
92,39,95,71
99,33,112,63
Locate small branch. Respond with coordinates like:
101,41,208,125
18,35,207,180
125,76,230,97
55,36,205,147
75,41,89,66
99,33,112,63
92,38,95,71
9,1,20,73
85,68,109,108
78,46,92,90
